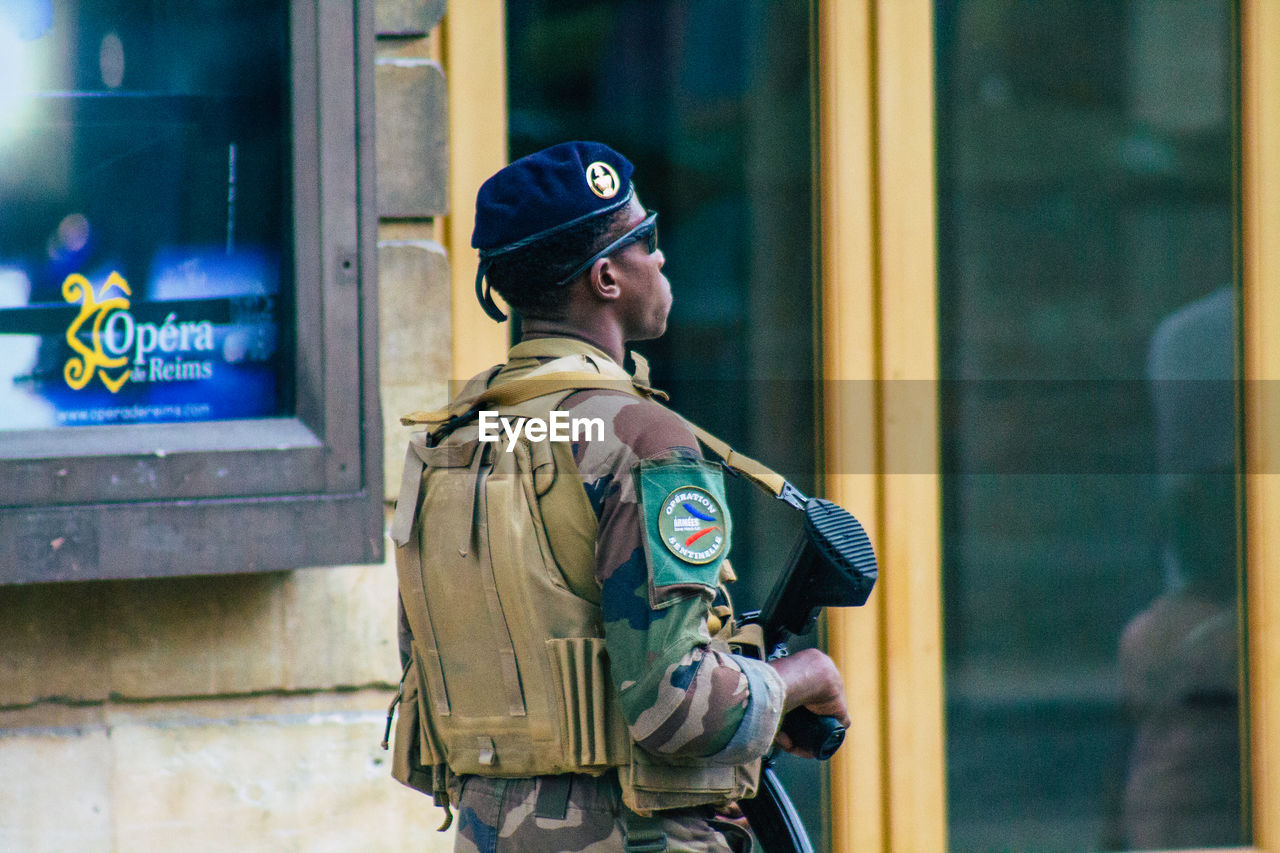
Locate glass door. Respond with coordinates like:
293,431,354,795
935,1,1245,848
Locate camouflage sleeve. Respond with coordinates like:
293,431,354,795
567,391,786,763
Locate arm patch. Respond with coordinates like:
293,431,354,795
635,459,732,607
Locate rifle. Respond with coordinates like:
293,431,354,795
736,484,878,853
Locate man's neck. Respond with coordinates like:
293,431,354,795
518,319,625,365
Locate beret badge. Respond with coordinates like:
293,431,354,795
586,161,621,199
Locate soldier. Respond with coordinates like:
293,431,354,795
391,141,849,852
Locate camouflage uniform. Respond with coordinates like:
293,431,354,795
452,775,753,853
404,337,785,852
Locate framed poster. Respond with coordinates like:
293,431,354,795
0,0,382,583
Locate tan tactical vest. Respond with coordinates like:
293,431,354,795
388,341,786,817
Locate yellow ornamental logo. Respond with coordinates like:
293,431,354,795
63,271,132,393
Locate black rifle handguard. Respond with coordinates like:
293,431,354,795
762,498,878,641
739,490,878,851
743,497,876,762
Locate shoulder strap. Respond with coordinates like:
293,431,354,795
402,369,790,501
399,372,638,428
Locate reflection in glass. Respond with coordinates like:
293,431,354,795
0,1,291,430
936,1,1244,849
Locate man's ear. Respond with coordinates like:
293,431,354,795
588,258,622,302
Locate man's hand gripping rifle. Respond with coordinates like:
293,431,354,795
736,482,878,853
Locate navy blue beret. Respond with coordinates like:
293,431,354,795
472,141,635,254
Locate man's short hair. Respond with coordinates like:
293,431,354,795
485,205,632,320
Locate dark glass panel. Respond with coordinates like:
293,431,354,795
936,1,1245,849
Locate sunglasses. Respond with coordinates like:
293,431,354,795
555,211,659,287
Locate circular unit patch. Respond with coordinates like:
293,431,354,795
658,486,727,565
585,161,621,199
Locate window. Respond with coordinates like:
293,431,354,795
0,1,382,583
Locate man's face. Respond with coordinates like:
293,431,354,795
611,196,671,342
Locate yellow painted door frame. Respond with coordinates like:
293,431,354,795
1243,0,1280,848
817,0,888,849
819,0,1280,850
818,2,946,851
442,1,510,379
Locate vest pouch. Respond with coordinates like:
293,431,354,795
531,441,600,604
391,656,449,800
621,750,762,816
545,636,630,768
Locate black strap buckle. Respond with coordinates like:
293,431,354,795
779,480,810,511
428,408,481,445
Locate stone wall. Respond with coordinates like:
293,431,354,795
0,2,456,849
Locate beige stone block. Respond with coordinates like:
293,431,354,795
109,695,451,852
1,561,403,704
0,693,452,852
377,36,437,63
376,0,445,37
379,220,442,243
105,562,401,698
378,241,451,387
383,382,449,503
0,726,113,852
105,573,288,698
279,561,402,689
376,61,449,218
0,581,112,706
